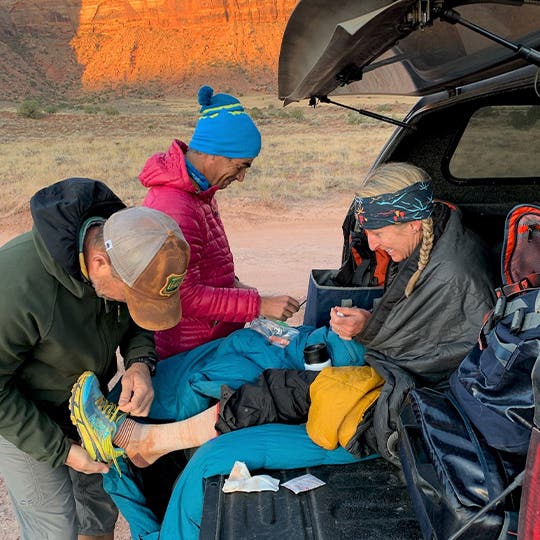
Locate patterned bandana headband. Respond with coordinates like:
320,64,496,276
354,181,434,229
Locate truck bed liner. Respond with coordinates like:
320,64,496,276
200,457,421,539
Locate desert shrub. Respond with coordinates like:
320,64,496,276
54,101,72,111
44,104,59,114
288,108,305,121
275,107,305,121
103,106,120,116
17,99,43,119
346,112,380,126
249,107,265,120
347,112,364,125
83,105,101,114
375,103,392,113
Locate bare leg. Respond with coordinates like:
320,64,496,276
78,535,114,540
113,405,219,468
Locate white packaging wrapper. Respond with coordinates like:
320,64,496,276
222,461,280,493
281,473,326,494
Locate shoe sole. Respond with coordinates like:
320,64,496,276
69,371,111,463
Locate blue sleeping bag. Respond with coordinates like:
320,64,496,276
104,325,369,539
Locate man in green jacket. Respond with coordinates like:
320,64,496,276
0,178,190,540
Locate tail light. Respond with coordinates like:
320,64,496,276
518,426,540,539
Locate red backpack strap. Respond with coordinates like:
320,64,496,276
500,272,540,297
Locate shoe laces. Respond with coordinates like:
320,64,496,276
94,396,127,476
96,396,126,425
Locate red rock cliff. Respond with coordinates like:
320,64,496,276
0,0,297,98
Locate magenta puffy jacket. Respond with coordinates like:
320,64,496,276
139,140,261,358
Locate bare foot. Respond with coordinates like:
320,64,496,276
112,406,218,467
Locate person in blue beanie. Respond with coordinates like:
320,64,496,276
139,85,300,358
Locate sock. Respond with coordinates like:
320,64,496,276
113,417,136,449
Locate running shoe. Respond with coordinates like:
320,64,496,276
69,371,125,474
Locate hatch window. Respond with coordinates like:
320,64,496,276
450,105,540,180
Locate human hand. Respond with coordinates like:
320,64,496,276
260,295,301,321
329,306,371,340
65,443,110,474
118,363,154,416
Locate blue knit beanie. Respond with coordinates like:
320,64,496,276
188,86,262,159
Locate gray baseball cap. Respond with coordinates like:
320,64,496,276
103,207,190,331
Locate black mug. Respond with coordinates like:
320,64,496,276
303,343,331,371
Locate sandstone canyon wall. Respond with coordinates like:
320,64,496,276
0,0,297,100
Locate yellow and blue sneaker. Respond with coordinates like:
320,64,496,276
69,371,126,474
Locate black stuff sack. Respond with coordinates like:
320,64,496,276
450,204,540,455
399,388,522,540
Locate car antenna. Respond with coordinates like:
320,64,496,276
310,96,415,130
441,8,540,68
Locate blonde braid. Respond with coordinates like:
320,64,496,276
405,217,434,297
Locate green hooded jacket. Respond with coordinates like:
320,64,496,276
0,178,157,468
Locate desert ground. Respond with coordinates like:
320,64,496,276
0,93,414,538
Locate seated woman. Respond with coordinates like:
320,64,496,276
71,162,496,540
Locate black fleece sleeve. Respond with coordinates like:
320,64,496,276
216,369,319,433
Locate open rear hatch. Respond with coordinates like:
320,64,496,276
278,0,540,103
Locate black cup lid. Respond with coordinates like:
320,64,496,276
303,343,329,364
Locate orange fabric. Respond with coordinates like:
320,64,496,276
373,249,391,286
351,245,362,266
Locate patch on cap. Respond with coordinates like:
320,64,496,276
160,271,186,297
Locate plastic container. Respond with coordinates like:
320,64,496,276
303,343,332,371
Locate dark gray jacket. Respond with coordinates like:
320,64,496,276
359,206,495,382
350,206,496,461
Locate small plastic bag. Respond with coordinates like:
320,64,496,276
282,473,326,494
248,317,300,348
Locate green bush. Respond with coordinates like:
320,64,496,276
17,99,43,119
275,107,305,121
44,104,59,114
249,107,265,120
347,112,364,125
103,106,120,116
288,108,305,121
83,105,101,114
375,103,392,113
